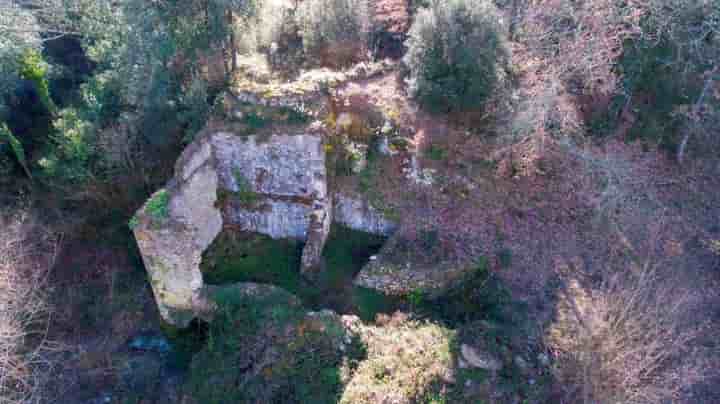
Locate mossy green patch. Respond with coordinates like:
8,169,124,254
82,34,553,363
232,168,259,207
426,144,448,161
145,190,170,220
234,102,310,131
200,231,304,290
318,225,400,321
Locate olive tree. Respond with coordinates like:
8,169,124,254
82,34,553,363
403,0,508,113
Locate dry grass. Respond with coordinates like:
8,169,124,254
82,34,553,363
548,259,706,404
340,313,455,404
0,209,60,404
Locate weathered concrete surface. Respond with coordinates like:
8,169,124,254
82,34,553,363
334,193,398,236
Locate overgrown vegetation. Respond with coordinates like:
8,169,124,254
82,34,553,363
145,190,170,221
403,0,507,113
340,316,455,404
185,290,364,403
200,231,304,287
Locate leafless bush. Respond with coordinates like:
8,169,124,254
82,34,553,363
549,260,706,403
519,0,642,97
0,209,60,404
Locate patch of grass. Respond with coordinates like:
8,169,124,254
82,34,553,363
320,225,386,288
357,138,382,193
232,168,259,208
406,288,426,309
127,215,139,230
201,226,394,319
236,103,311,131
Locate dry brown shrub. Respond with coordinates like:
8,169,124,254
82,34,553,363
548,260,706,404
0,209,60,404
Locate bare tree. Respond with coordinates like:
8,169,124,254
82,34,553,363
0,208,61,404
549,255,707,403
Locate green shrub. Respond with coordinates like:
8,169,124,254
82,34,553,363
403,0,507,113
426,144,447,160
185,294,360,403
40,108,94,182
0,122,31,178
18,49,53,112
297,0,370,68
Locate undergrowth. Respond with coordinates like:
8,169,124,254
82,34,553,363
199,226,397,321
185,291,365,403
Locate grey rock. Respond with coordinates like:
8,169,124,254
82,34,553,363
354,232,470,297
460,344,503,371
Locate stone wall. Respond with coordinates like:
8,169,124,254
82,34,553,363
133,130,329,326
133,126,398,326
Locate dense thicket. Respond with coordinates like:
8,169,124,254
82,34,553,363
0,0,255,202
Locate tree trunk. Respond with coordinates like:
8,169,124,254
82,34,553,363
227,9,237,75
677,68,716,164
